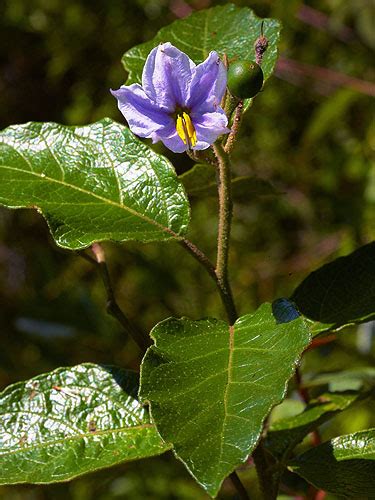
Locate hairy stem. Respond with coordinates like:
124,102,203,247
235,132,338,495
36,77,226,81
213,142,237,325
224,99,244,154
89,243,150,352
180,238,237,325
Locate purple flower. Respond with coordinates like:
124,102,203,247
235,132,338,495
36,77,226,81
111,43,230,153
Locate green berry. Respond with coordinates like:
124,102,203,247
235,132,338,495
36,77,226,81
227,60,264,99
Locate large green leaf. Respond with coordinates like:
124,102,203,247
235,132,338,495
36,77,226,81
266,392,362,461
0,119,189,249
179,164,278,201
140,303,310,497
291,242,375,335
122,4,281,86
0,364,170,485
289,429,375,497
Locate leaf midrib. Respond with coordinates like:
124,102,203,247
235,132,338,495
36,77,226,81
0,164,180,238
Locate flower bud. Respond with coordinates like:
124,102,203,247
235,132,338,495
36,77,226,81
227,60,264,99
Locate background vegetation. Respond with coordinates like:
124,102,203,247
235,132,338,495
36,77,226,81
0,0,374,498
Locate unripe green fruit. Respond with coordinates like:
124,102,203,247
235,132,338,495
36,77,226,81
227,60,264,99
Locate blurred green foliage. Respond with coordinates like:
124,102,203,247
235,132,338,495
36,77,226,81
0,0,374,498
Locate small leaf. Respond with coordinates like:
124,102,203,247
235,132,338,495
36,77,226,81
289,429,375,497
122,5,281,87
0,119,190,249
303,367,375,392
140,303,310,497
0,364,170,485
266,392,362,461
179,163,278,201
291,242,375,334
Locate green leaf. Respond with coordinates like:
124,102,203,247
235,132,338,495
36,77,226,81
303,367,375,392
266,392,362,461
179,164,278,201
122,4,281,87
291,242,375,335
0,363,170,485
289,429,375,497
140,303,310,497
0,119,189,250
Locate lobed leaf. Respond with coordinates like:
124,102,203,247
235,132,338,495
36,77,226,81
122,4,281,87
0,119,190,249
140,303,310,497
291,242,375,335
0,364,170,485
289,429,375,497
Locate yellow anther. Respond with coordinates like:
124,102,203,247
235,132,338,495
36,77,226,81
176,112,197,149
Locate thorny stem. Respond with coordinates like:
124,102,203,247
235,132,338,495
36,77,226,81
89,243,151,352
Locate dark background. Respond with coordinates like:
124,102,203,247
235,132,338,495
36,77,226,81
0,0,374,498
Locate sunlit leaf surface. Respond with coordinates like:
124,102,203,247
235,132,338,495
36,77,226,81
289,429,375,497
0,119,190,249
0,364,170,484
140,303,310,497
122,4,281,86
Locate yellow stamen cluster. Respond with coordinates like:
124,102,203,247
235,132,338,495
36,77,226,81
176,112,197,149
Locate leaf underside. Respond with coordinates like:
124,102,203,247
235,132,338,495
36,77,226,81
0,364,170,485
122,4,281,87
140,303,310,497
0,119,190,249
292,241,375,335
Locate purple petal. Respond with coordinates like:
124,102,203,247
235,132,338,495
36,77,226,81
142,43,195,110
159,133,187,153
192,109,230,150
111,84,172,138
150,122,186,153
187,51,227,111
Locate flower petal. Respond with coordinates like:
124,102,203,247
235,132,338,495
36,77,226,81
142,42,195,110
111,84,172,138
160,132,187,153
192,109,230,150
187,51,227,111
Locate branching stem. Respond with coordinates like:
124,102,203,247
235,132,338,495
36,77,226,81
88,243,150,351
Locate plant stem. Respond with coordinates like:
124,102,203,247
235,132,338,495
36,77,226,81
89,243,150,352
180,238,238,326
213,142,237,325
229,471,250,500
295,367,325,500
253,441,278,500
224,100,244,154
